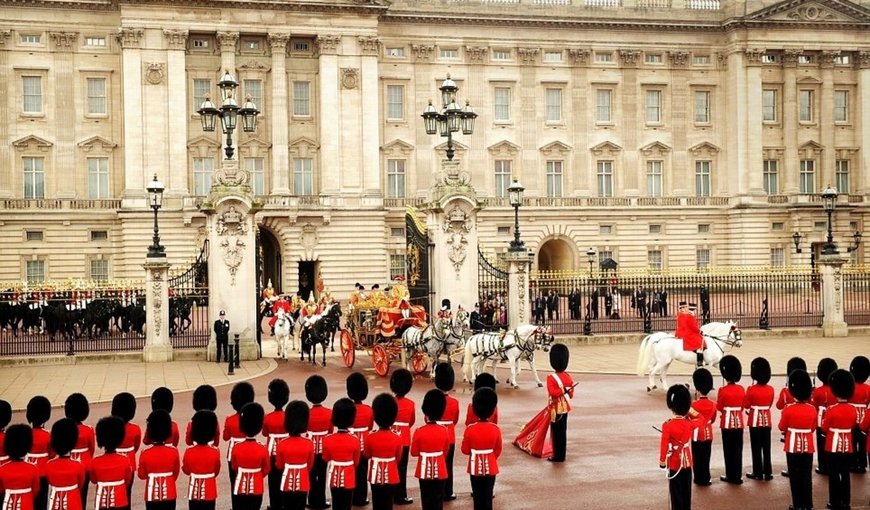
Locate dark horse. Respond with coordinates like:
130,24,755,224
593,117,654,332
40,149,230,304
301,302,341,367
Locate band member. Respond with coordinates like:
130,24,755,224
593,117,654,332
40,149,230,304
63,393,94,508
848,355,869,473
433,363,459,501
744,357,774,481
689,368,716,487
276,401,313,510
224,382,256,488
411,390,450,510
778,369,816,510
322,399,360,510
144,388,180,447
182,411,221,510
812,358,839,475
366,394,403,510
547,344,575,463
91,417,134,510
716,355,745,484
389,369,416,506
461,388,502,510
823,369,858,510
45,418,85,510
137,410,180,510
263,379,289,510
675,302,704,368
214,311,230,364
26,395,52,510
0,399,11,465
0,424,40,510
185,385,221,448
465,373,499,426
776,357,807,478
230,403,270,510
305,375,333,510
345,372,373,507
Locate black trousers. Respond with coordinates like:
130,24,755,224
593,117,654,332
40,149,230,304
352,454,369,505
281,491,307,510
80,473,90,510
394,446,410,503
268,456,281,510
690,440,711,484
216,339,228,362
145,501,177,510
36,477,48,510
667,469,692,510
854,426,868,470
469,476,495,510
444,444,455,498
418,479,445,510
550,413,568,461
786,453,813,510
232,494,262,510
371,484,395,510
308,454,328,508
827,452,852,510
188,500,216,510
330,488,353,510
720,429,743,481
816,430,828,474
748,426,772,477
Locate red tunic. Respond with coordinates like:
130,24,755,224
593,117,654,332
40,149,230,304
778,402,817,454
184,420,220,448
349,403,374,454
322,432,360,489
811,385,836,427
275,436,315,493
743,383,774,428
465,404,499,426
862,411,870,450
89,453,133,509
659,416,702,471
0,431,5,465
460,421,502,476
143,422,180,448
26,427,53,476
70,424,96,471
45,457,86,510
821,402,858,453
435,395,459,444
223,414,245,462
0,460,41,510
675,312,702,351
363,430,403,485
262,410,288,457
307,405,333,456
391,397,416,447
775,387,795,410
411,423,449,480
547,372,575,415
690,397,717,442
848,382,869,424
117,423,141,472
229,439,270,496
716,383,746,429
182,444,221,501
137,444,180,502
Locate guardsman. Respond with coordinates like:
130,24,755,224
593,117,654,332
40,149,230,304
275,401,314,510
90,417,133,510
365,394,403,510
465,373,500,426
675,302,704,368
111,392,141,502
230,403,270,510
185,385,220,448
822,369,858,510
64,393,95,508
144,388,180,447
689,368,716,487
224,382,256,488
658,385,703,510
0,399,11,465
411,390,450,510
263,379,290,510
182,411,221,510
812,357,839,475
744,357,774,481
269,296,292,334
261,280,277,312
778,369,816,510
776,357,807,478
433,363,459,501
436,299,452,321
461,388,502,510
346,372,374,507
716,355,745,484
848,355,869,473
305,375,333,510
45,418,85,510
389,370,415,506
547,344,575,463
322,399,360,510
137,410,180,510
26,395,52,510
0,424,40,510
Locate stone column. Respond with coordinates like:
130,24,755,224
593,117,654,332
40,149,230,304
268,33,290,195
818,253,849,337
117,27,146,204
820,52,836,186
568,48,590,195
518,47,539,196
164,29,189,196
0,31,12,198
360,36,381,195
217,32,239,160
619,50,640,194
856,51,870,195
505,250,532,329
143,258,173,362
317,35,341,194
782,50,799,194
49,32,78,198
743,50,765,195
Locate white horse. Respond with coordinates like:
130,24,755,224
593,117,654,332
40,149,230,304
274,310,295,359
636,320,743,392
401,318,452,378
461,324,552,389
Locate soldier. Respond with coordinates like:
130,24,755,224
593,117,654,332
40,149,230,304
345,372,373,507
26,395,52,510
322,399,360,510
848,355,869,473
689,368,716,487
776,357,807,478
411,390,450,510
389,369,415,506
436,299,452,321
822,369,858,510
111,392,141,503
744,357,774,481
461,388,501,510
144,387,180,447
276,401,314,510
812,357,839,475
0,424,40,510
675,302,704,368
261,280,277,311
465,373,499,426
224,382,256,488
182,410,221,510
0,399,11,465
90,416,133,510
547,344,575,463
45,418,86,510
64,393,95,508
778,369,816,510
716,355,745,484
213,311,230,364
229,403,270,510
432,363,459,501
658,385,702,510
186,385,220,448
305,375,333,510
365,394,403,510
263,379,289,510
137,410,180,510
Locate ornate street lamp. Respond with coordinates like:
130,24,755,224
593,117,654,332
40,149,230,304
791,232,802,254
820,184,838,255
421,74,477,161
848,231,862,253
197,71,260,160
508,178,525,252
586,247,596,278
146,174,165,258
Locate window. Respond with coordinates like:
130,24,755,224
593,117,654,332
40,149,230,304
799,90,814,122
86,78,107,115
192,39,209,49
25,231,43,241
390,227,405,238
762,89,777,122
543,51,562,63
389,254,406,281
645,90,662,123
833,90,848,123
695,161,711,197
834,55,851,65
245,158,265,196
600,225,613,235
772,222,784,231
26,260,45,284
835,160,849,194
596,89,612,123
494,160,511,198
193,157,213,196
646,160,662,197
599,250,613,262
494,87,511,122
644,53,663,64
23,157,45,199
90,230,108,241
763,160,778,195
293,81,310,116
696,249,710,270
22,76,42,114
90,259,109,282
648,250,663,271
761,54,778,64
814,221,826,232
799,159,815,194
492,49,511,61
243,80,263,114
497,226,511,236
649,224,662,234
597,161,613,197
193,79,211,113
386,159,405,199
798,55,814,64
242,39,260,51
440,48,458,59
20,34,41,44
697,224,710,233
386,85,404,121
693,55,711,65
546,161,563,198
770,248,785,267
88,158,109,199
545,88,561,122
291,40,310,53
694,91,710,123
85,36,106,47
294,158,314,196
595,52,613,63
385,47,405,58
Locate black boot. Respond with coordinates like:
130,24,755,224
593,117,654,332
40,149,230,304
696,352,704,367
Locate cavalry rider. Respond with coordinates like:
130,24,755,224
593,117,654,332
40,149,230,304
675,301,704,368
301,296,320,330
268,295,293,335
261,279,278,314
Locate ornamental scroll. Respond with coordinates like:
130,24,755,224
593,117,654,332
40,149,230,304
443,204,473,277
150,269,164,333
517,263,527,324
216,206,248,285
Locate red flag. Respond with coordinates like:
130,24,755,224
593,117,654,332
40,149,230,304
513,406,553,458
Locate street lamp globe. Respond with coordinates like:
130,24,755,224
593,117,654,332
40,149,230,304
792,231,802,254
461,100,477,135
586,247,596,262
217,71,238,101
422,100,439,135
508,178,525,252
820,184,839,255
239,96,260,133
439,75,458,106
508,178,524,207
197,95,219,132
146,174,165,258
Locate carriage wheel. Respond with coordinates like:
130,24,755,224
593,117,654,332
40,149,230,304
411,352,428,376
372,344,390,377
340,330,355,368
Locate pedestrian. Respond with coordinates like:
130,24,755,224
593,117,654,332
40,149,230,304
45,418,86,510
432,363,459,502
545,291,554,321
185,385,221,448
229,403,270,510
778,369,816,510
465,373,499,426
346,372,374,507
26,395,52,510
389,369,415,506
91,416,133,510
812,358,839,475
547,344,575,463
689,368,716,487
182,410,221,510
470,304,484,334
411,390,450,510
224,382,256,489
275,401,314,510
305,375,333,510
659,385,702,510
661,289,669,317
263,379,290,510
699,286,710,324
744,357,774,481
610,288,621,320
137,410,180,510
591,289,600,320
776,357,807,477
144,387,180,447
534,293,545,325
716,355,745,484
64,393,95,509
604,291,612,319
461,388,501,510
214,310,230,364
322,399,360,510
365,394,403,510
822,369,858,510
848,356,869,473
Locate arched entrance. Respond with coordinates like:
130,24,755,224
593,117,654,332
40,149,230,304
537,238,576,272
258,227,283,294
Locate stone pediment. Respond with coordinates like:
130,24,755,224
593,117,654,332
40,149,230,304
77,136,117,152
12,135,53,152
289,136,319,158
688,142,720,157
436,140,469,153
486,140,520,157
797,76,822,84
539,141,572,157
187,135,220,149
238,137,272,158
239,137,272,149
381,139,415,157
745,0,870,23
639,141,672,157
589,141,622,157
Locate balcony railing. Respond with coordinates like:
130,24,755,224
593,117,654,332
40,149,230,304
686,0,719,9
0,199,122,210
384,197,428,208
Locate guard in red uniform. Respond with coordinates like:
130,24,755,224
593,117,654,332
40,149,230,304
744,357,774,480
465,373,500,426
90,417,133,510
389,370,415,506
778,369,816,510
716,355,745,484
346,372,373,507
230,403,270,510
0,399,11,466
848,355,869,473
365,394,403,510
224,382,256,489
776,357,806,478
275,401,314,510
144,388,180,448
547,344,575,463
675,302,704,368
111,392,141,503
461,388,502,510
182,411,221,510
45,418,86,510
185,385,221,448
64,393,95,509
436,299,452,321
322,399,360,510
658,385,703,510
305,375,332,510
411,390,450,510
689,368,716,487
26,395,52,510
433,363,459,501
823,369,858,510
812,357,838,475
137,410,180,510
263,379,289,510
0,424,40,510
269,296,292,332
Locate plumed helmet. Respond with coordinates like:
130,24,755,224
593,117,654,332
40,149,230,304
718,355,742,383
786,357,807,378
146,410,172,444
239,402,265,437
283,401,310,436
346,372,369,402
190,410,218,446
816,358,838,385
26,395,52,427
4,424,33,461
750,357,772,385
421,389,447,422
692,368,713,395
849,355,870,384
268,379,291,410
111,392,137,423
666,384,692,416
331,398,357,430
372,393,398,430
95,416,125,452
473,372,497,392
549,344,570,372
828,369,855,401
230,382,256,412
389,369,414,398
434,363,455,392
304,375,328,405
193,385,218,412
151,387,175,413
0,400,11,430
472,388,498,421
64,393,90,423
788,369,813,402
50,418,79,457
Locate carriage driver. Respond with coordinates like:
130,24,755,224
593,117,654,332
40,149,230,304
675,301,704,368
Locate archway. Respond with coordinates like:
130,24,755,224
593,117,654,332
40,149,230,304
258,227,283,294
537,238,575,272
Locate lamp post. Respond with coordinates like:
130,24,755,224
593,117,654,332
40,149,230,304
820,184,838,255
792,232,802,254
586,247,596,278
421,74,477,161
197,70,260,160
508,178,525,252
848,231,862,253
146,174,165,258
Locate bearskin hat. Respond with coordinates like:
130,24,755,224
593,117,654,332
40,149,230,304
111,392,137,423
239,402,265,438
390,369,413,398
786,357,807,378
190,410,218,446
816,358,838,386
146,410,172,444
64,393,90,423
750,357,772,385
26,395,51,427
0,399,13,430
666,384,692,416
434,363,456,392
331,398,357,430
718,355,742,383
193,384,218,412
421,389,447,422
283,401,310,436
473,372,497,392
849,355,870,384
441,298,451,310
304,375,328,405
50,418,79,457
95,416,125,452
788,370,813,402
549,344,570,372
472,388,498,422
692,368,713,396
829,369,855,401
230,382,256,412
346,372,369,403
151,387,175,413
372,393,398,430
268,379,291,410
4,424,33,461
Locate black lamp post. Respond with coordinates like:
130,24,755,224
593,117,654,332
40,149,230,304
198,71,260,160
421,74,477,161
146,174,165,258
791,232,802,254
507,178,525,252
820,184,838,255
586,247,596,277
848,231,862,253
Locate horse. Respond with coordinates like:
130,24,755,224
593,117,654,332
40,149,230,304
400,318,452,378
636,320,743,392
301,302,341,367
461,324,553,389
274,310,295,360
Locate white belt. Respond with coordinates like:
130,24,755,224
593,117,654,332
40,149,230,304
25,452,49,464
0,455,8,463
830,427,851,452
435,421,453,427
349,427,368,450
368,456,395,485
723,407,742,429
750,405,771,428
787,428,812,453
94,480,125,510
226,437,244,461
852,403,867,422
420,451,443,479
146,472,173,502
70,447,88,454
116,446,135,454
280,463,308,492
470,449,494,476
4,488,32,510
267,433,289,456
393,422,409,428
233,467,261,495
47,483,77,510
327,460,354,487
188,473,215,501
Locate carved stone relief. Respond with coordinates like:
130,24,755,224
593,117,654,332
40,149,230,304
150,270,163,334
49,32,78,51
145,63,165,85
411,44,434,61
316,35,341,55
466,46,487,63
116,27,144,49
358,36,380,55
442,204,474,277
341,68,359,89
216,206,249,286
568,48,590,66
163,29,188,50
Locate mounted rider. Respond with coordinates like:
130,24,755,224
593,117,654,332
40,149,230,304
676,301,704,367
437,299,453,321
261,279,278,314
268,294,293,334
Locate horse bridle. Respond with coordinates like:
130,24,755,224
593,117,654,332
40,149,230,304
703,326,741,355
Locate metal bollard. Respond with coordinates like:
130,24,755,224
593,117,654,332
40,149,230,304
234,333,241,369
228,334,235,375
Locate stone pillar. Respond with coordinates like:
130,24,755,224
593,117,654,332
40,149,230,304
49,32,78,198
505,250,532,329
782,50,799,194
818,253,849,337
143,258,173,362
164,29,189,196
819,52,835,186
317,35,341,194
0,31,10,198
268,33,290,195
117,27,146,203
359,36,380,195
744,52,765,195
856,51,870,195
